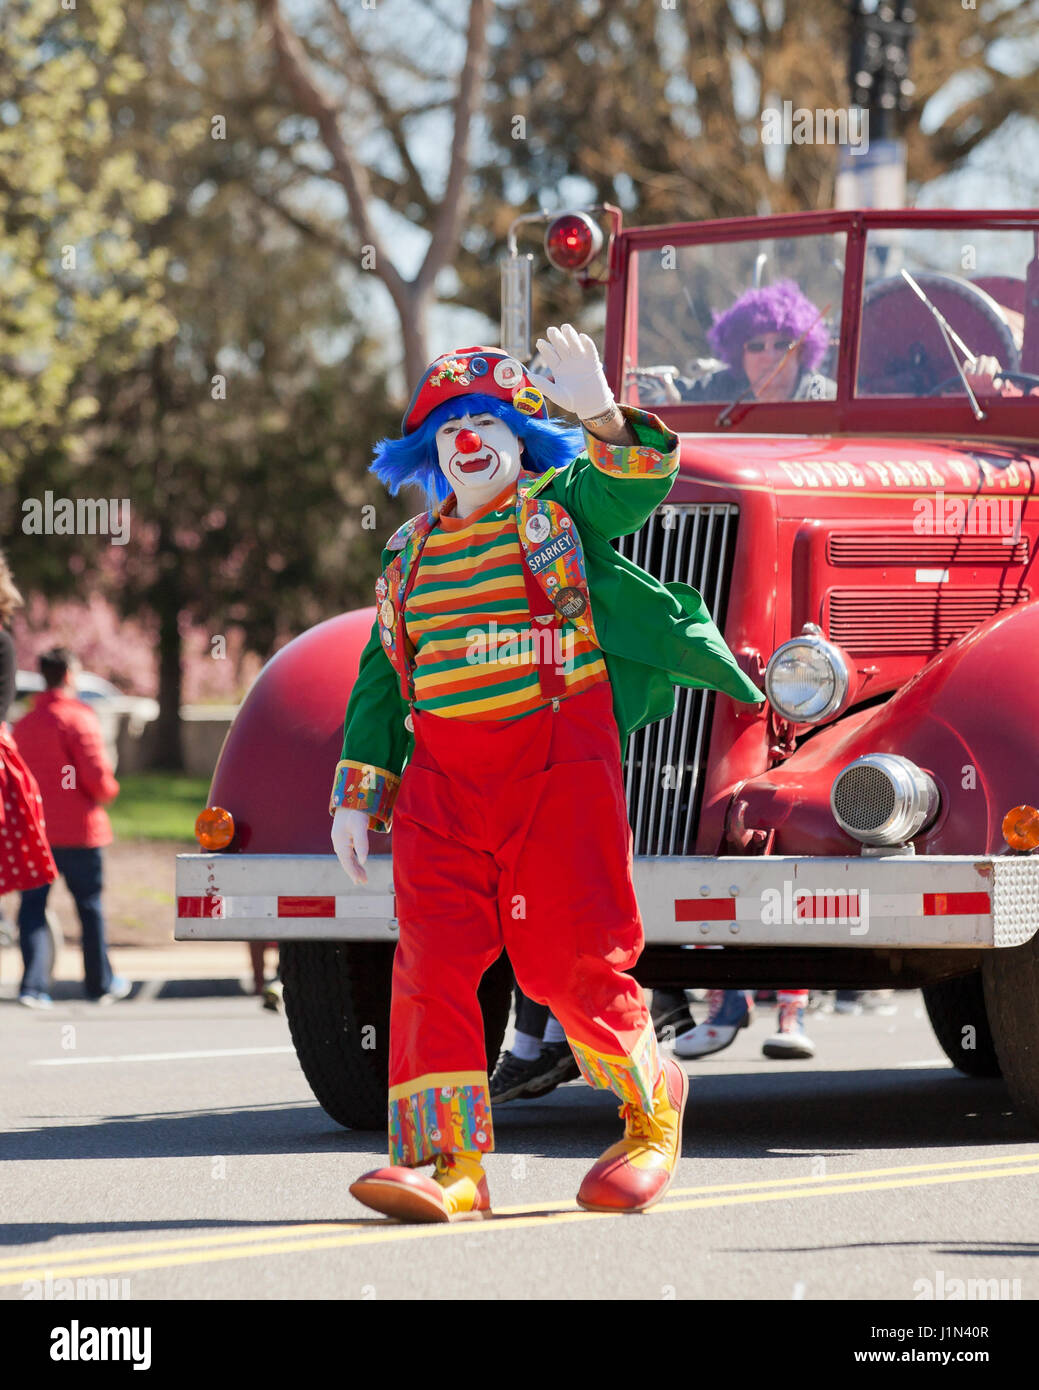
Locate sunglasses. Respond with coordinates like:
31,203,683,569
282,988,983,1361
744,337,795,354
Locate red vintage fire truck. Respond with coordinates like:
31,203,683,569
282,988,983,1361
177,206,1039,1132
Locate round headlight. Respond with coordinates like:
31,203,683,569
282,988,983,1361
831,754,939,846
765,628,849,723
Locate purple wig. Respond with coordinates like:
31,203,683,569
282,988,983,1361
370,393,585,509
707,279,830,373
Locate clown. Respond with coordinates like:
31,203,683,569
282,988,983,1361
331,324,764,1222
652,280,837,405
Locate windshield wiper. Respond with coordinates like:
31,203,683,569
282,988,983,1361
715,301,832,428
899,269,986,422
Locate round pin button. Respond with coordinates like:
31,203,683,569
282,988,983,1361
524,513,551,543
493,357,524,389
512,385,544,415
379,598,395,628
553,586,587,618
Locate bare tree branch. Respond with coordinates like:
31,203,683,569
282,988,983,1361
415,0,489,297
322,4,435,221
255,0,411,314
247,182,358,259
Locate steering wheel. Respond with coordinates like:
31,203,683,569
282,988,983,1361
859,271,1020,396
927,369,1039,396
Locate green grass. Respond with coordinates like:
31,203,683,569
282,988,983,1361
109,772,212,842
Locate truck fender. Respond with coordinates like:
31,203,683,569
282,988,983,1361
208,609,381,854
727,600,1039,855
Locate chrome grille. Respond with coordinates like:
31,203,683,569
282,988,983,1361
613,504,739,856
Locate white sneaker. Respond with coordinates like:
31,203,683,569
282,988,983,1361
674,1021,742,1058
673,990,753,1058
762,1000,816,1059
97,976,133,1005
18,991,54,1010
762,1029,816,1059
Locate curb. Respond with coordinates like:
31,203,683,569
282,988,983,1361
1,978,255,1003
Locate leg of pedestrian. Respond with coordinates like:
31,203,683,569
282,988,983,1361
16,879,55,1006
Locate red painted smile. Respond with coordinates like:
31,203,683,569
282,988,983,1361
456,451,498,475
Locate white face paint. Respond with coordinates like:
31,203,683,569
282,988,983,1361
435,412,523,517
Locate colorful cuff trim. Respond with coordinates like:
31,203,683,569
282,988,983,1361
387,1071,494,1167
329,759,400,832
569,1017,662,1114
584,406,679,479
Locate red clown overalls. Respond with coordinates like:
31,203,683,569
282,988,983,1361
387,678,661,1167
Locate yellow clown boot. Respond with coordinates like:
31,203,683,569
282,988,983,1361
576,1058,688,1213
349,1151,491,1223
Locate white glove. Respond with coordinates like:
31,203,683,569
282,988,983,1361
529,323,615,421
332,806,370,886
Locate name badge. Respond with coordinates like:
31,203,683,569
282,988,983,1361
526,531,575,575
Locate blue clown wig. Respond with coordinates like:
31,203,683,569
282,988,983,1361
371,394,586,510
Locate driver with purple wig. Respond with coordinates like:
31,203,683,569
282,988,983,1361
657,279,836,404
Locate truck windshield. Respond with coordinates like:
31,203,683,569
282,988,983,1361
631,232,846,407
857,225,1038,398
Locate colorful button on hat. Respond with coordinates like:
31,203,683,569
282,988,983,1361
401,347,550,434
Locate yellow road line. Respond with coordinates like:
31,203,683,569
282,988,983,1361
4,1158,1038,1286
6,1149,1036,1271
0,1222,369,1270
493,1149,1039,1216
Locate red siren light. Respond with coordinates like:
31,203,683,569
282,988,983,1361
544,212,604,273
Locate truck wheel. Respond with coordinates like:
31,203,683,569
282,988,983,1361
922,973,1001,1078
983,930,1039,1125
280,941,514,1132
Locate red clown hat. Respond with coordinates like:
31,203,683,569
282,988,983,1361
401,347,550,434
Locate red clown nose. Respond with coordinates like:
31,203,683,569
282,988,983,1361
455,429,482,454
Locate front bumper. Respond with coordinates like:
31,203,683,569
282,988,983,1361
175,853,1039,949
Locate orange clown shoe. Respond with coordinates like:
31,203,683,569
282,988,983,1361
576,1058,688,1213
349,1151,491,1223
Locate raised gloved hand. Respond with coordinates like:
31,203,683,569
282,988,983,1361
529,323,615,422
332,806,370,886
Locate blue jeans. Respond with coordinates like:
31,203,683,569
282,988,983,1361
18,846,113,999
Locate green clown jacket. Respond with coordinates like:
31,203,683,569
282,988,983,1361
331,406,765,831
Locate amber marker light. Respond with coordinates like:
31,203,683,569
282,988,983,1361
195,806,235,851
1002,805,1039,852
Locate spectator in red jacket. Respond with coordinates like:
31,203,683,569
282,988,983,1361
15,648,131,1006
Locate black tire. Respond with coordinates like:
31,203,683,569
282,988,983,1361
983,929,1039,1125
280,941,514,1131
922,972,1002,1078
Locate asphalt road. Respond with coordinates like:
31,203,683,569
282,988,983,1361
2,991,1037,1302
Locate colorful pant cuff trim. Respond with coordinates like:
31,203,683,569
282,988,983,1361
387,1071,494,1167
569,1018,662,1114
